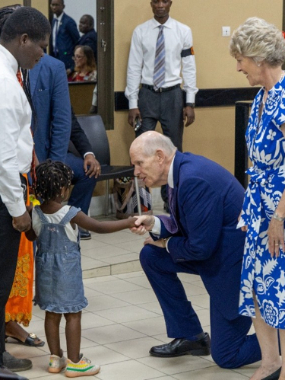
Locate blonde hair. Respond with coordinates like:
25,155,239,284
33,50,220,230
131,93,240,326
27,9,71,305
230,17,285,66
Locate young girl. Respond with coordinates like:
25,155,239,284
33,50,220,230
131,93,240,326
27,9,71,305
26,160,137,378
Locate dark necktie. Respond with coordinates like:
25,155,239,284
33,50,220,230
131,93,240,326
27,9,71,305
153,25,165,90
159,186,179,234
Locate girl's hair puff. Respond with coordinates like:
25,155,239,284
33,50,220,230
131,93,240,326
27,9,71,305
34,159,73,201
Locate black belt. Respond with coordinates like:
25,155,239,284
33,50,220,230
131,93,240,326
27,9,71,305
141,84,180,93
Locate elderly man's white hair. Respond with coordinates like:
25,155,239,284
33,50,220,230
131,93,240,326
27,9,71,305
133,131,177,157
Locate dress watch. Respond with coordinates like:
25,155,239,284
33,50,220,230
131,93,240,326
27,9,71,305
186,102,195,108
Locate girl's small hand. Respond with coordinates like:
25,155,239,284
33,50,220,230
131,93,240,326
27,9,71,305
268,218,285,258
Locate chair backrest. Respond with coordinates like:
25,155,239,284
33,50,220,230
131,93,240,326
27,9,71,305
68,115,110,166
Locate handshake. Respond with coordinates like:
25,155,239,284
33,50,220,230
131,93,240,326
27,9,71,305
130,215,170,249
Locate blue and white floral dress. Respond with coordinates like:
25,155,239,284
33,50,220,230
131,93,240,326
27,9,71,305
238,74,285,328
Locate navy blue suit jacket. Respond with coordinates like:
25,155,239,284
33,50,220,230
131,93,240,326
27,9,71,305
78,29,97,61
51,13,80,70
30,54,71,163
158,151,246,321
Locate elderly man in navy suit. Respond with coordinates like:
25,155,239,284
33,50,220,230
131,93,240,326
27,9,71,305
130,131,261,369
50,0,79,73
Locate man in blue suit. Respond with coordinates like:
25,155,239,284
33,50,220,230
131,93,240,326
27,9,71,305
50,0,80,72
30,54,101,239
130,131,261,369
78,14,97,61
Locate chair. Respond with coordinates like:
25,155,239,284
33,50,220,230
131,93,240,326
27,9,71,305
68,115,141,215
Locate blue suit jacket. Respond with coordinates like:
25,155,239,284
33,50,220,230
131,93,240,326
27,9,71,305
158,151,246,321
30,54,71,163
78,29,97,61
51,13,80,70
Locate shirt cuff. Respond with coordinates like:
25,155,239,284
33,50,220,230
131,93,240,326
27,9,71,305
129,99,139,109
6,199,26,217
150,216,161,235
84,152,95,158
165,237,171,253
186,93,196,103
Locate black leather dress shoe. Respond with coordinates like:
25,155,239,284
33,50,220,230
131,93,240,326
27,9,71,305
79,229,91,240
0,366,28,380
3,352,32,372
150,333,211,357
261,368,281,380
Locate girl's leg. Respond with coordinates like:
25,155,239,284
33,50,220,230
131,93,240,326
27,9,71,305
64,311,81,363
249,295,280,380
45,311,62,356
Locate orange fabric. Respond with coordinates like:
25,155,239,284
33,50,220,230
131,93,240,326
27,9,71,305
5,174,34,327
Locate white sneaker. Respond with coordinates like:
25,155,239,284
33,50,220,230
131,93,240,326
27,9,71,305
48,354,67,373
65,355,100,377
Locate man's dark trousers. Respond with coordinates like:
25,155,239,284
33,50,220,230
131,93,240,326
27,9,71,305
66,153,97,215
137,86,184,151
137,85,184,203
140,244,261,369
0,198,21,365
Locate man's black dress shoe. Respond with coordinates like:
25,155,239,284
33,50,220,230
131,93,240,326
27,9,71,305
79,229,91,240
150,333,211,357
3,352,32,372
0,366,28,380
261,367,281,380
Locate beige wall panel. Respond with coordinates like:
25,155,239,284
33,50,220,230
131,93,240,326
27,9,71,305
113,0,282,175
31,0,49,18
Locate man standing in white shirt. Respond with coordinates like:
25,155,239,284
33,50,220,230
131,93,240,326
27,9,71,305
0,7,50,380
125,0,197,209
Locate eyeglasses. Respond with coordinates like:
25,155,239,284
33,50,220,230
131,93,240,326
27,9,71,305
73,55,84,60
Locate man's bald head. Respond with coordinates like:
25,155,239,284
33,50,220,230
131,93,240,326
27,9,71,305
130,131,176,158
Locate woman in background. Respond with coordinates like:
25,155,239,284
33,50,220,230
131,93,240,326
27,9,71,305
68,45,97,82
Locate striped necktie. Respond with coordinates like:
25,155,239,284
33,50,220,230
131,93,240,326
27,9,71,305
153,25,165,90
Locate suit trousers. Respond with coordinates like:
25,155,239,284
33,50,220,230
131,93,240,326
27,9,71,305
0,197,21,364
137,86,184,204
140,244,261,369
137,86,184,152
66,153,97,215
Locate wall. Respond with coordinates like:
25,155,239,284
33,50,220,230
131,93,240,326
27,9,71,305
2,1,283,196
112,0,283,173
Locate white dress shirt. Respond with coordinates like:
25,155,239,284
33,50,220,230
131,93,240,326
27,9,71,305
151,156,175,247
125,17,198,109
52,12,64,50
0,45,33,217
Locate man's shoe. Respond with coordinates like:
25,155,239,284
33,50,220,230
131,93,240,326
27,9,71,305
150,333,211,357
3,352,32,372
79,229,91,240
0,365,28,380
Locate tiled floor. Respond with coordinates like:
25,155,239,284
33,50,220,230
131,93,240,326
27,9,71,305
6,205,260,379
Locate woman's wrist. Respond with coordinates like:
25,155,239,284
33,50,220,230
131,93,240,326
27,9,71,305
272,211,285,222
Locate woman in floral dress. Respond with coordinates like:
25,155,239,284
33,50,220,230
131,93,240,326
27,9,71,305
230,17,285,380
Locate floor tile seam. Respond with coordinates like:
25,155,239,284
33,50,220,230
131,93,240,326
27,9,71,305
136,356,217,376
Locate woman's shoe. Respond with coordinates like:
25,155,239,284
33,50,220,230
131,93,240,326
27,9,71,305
261,367,282,380
5,333,45,347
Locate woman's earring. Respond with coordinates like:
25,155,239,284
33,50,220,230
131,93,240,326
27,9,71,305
61,193,65,199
